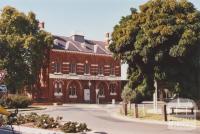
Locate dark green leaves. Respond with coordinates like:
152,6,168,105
109,0,200,99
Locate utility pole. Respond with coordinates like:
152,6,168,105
153,80,158,113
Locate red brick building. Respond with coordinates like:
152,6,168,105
38,34,122,103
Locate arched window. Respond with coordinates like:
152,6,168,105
54,82,63,98
69,86,76,96
84,63,90,74
70,63,76,74
98,83,105,96
110,64,115,76
68,82,78,98
109,83,116,95
54,82,62,93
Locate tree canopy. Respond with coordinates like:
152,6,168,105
109,0,200,100
0,6,53,93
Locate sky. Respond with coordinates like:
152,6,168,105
0,0,200,41
0,0,199,78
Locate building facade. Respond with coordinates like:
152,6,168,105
37,34,122,103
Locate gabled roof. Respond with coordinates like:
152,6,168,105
53,35,112,55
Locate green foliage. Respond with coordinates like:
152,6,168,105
109,0,200,99
61,121,90,133
121,85,136,103
0,6,53,93
4,95,32,108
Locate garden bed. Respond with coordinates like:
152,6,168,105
1,112,91,133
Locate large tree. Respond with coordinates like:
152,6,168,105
109,0,200,100
0,6,53,93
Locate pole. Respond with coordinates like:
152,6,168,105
163,104,168,121
153,80,158,113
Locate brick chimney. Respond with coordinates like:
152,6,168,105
105,32,110,49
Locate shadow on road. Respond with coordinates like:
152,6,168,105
94,132,108,134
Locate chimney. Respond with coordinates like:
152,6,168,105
71,34,85,43
105,32,110,49
38,22,45,29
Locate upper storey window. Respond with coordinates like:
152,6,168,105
98,65,104,75
84,63,90,74
110,64,115,76
55,62,61,73
70,63,76,74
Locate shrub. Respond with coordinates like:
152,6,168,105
61,121,90,133
5,95,32,108
36,114,62,129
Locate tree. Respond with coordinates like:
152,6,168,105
121,85,136,115
0,6,53,93
109,0,200,100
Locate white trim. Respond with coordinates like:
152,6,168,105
91,64,98,66
99,95,105,98
110,92,117,96
84,73,90,76
69,95,77,98
49,73,121,81
104,65,110,67
51,49,112,57
69,73,77,76
63,62,69,64
54,72,62,75
77,63,84,65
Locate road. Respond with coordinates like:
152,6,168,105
18,104,199,134
0,104,199,134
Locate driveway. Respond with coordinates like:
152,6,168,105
17,104,199,134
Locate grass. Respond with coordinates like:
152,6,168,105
120,107,200,126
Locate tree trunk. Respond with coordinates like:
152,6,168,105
134,103,138,118
124,103,128,116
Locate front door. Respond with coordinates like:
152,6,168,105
84,89,90,102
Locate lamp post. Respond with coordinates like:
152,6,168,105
96,89,99,104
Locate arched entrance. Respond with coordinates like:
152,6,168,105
96,82,108,103
66,80,82,103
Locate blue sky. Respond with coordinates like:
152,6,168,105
0,0,200,40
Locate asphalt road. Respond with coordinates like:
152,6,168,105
0,104,199,134
20,104,199,134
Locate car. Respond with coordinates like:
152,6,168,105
0,85,7,93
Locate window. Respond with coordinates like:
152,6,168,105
109,84,116,95
54,82,63,97
55,62,61,73
110,64,115,75
98,65,104,75
84,64,90,74
98,84,104,96
54,82,62,93
70,63,76,74
69,86,77,96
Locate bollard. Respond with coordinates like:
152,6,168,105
123,103,128,116
163,104,168,121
